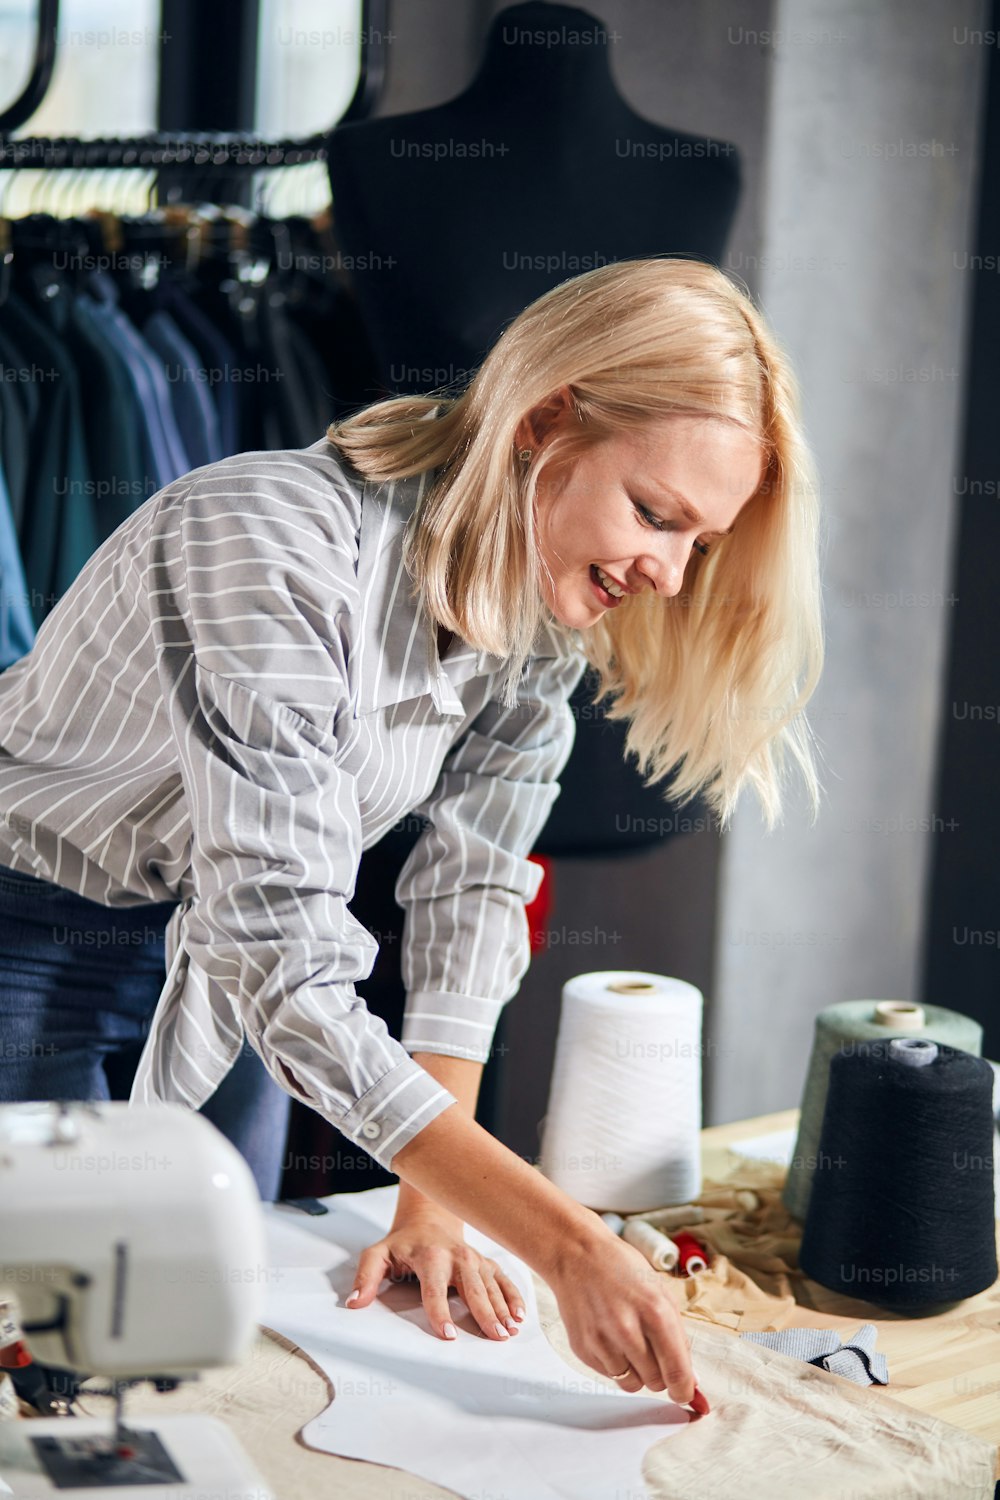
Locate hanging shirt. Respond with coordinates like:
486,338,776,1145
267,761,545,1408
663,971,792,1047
0,459,36,669
78,271,191,488
2,289,102,629
142,310,224,471
158,280,242,457
0,437,587,1172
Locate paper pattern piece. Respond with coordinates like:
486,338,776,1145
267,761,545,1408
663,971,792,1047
261,1185,691,1500
727,1128,797,1166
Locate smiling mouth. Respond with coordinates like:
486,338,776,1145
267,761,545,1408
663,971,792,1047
591,564,628,598
590,563,628,606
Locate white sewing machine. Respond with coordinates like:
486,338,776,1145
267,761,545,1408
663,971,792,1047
0,1101,276,1497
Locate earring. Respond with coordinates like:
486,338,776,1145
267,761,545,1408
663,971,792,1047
518,448,533,462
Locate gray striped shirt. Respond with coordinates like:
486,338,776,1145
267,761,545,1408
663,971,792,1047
0,437,587,1171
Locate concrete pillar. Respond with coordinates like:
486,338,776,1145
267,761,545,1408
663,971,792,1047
710,0,989,1121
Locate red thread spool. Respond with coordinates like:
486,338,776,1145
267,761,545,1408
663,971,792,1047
672,1232,708,1275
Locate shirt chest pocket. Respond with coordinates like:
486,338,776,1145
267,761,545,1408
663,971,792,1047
195,662,342,775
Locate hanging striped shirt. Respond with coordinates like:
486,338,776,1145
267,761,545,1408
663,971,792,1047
0,437,588,1171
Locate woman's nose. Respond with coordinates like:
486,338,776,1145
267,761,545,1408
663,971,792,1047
636,539,691,598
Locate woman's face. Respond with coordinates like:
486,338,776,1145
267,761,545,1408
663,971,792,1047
526,408,765,629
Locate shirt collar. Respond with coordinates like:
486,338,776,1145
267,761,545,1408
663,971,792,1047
351,466,571,719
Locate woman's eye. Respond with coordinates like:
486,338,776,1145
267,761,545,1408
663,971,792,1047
633,500,712,555
633,501,667,532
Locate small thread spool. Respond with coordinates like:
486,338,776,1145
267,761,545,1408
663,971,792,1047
621,1218,679,1272
600,1212,626,1236
629,1205,708,1231
672,1232,709,1275
696,1188,760,1213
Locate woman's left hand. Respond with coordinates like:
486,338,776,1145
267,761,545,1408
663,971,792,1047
344,1205,527,1342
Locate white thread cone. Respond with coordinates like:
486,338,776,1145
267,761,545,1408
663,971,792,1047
538,971,703,1211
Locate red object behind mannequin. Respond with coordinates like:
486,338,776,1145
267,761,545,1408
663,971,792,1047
526,854,553,953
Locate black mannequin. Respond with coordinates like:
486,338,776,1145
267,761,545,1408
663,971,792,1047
279,3,743,1201
326,1,740,391
322,0,742,857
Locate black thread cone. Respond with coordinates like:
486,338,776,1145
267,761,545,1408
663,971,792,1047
799,1041,997,1309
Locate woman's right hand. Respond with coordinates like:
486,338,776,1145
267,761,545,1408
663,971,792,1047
389,1107,709,1412
545,1229,710,1413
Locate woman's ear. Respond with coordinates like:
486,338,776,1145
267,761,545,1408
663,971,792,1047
516,384,578,452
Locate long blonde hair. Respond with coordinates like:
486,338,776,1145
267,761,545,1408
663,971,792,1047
328,256,825,832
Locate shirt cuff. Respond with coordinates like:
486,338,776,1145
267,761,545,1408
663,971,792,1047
335,1054,459,1173
400,989,506,1064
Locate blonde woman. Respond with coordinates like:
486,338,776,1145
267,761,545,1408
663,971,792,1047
0,257,822,1417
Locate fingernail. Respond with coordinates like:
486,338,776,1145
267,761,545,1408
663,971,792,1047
494,1321,510,1339
513,1306,526,1321
345,1290,360,1306
442,1322,457,1340
688,1385,711,1415
503,1317,518,1332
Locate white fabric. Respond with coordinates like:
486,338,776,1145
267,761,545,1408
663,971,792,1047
261,1186,690,1500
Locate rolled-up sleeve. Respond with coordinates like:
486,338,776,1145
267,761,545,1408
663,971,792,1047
168,660,458,1172
395,648,589,1062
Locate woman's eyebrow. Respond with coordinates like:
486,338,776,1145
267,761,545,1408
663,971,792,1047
640,480,736,536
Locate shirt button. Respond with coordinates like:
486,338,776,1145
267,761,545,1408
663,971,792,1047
361,1121,381,1139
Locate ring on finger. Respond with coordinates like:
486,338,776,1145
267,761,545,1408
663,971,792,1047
608,1365,633,1380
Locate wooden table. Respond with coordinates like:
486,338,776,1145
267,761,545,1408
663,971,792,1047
94,1108,1000,1496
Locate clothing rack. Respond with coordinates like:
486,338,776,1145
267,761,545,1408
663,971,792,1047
0,134,332,172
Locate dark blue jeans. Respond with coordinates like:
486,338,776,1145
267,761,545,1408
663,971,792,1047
0,862,291,1201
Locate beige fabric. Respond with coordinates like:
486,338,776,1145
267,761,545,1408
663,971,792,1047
530,1285,998,1499
637,1161,810,1331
